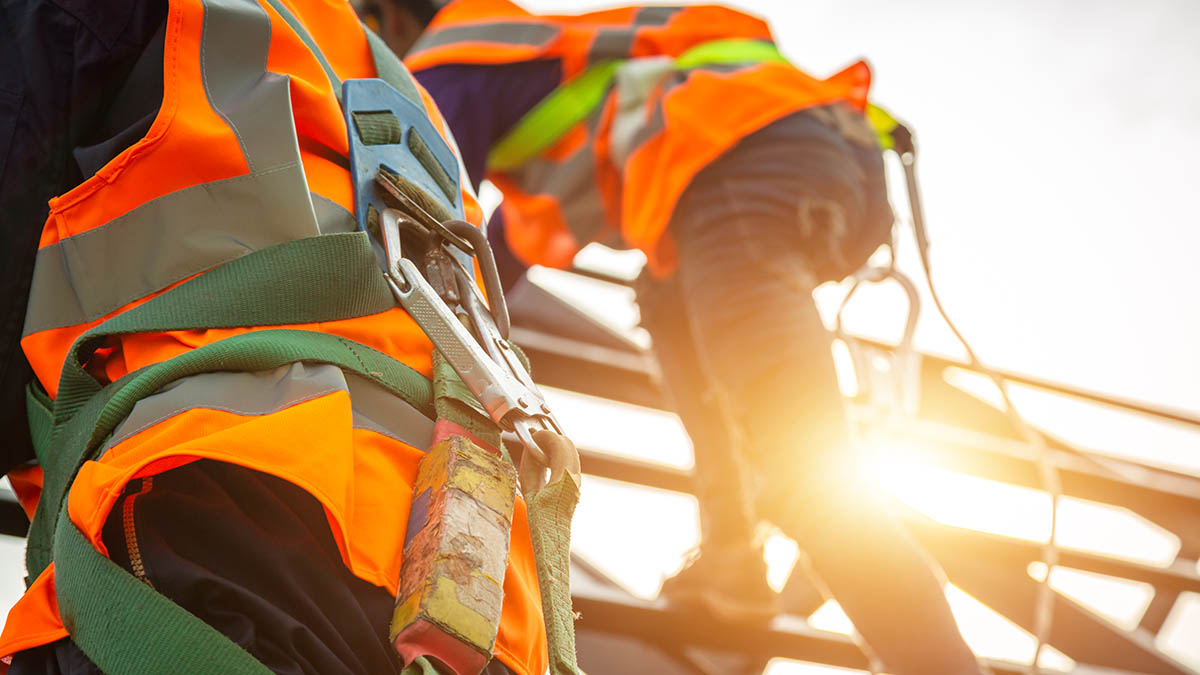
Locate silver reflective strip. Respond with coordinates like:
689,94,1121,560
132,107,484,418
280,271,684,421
615,62,765,167
608,56,674,166
409,21,559,54
507,143,607,245
25,176,325,335
313,195,357,234
345,373,434,450
202,0,299,173
24,0,327,335
633,6,681,26
587,29,635,64
102,363,434,455
586,7,681,63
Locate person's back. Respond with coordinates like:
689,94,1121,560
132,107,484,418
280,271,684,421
0,1,546,672
376,1,987,673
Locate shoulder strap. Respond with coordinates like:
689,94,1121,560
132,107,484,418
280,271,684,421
364,25,425,107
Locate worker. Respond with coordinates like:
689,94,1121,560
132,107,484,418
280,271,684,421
361,1,987,673
0,0,548,673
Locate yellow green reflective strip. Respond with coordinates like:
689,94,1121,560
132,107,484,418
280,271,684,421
866,103,900,151
674,38,788,70
488,38,900,173
487,39,789,173
486,60,622,172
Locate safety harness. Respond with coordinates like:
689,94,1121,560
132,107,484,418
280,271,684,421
24,19,581,675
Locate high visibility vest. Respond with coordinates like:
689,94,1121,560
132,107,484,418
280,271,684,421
1,1,546,673
406,0,873,276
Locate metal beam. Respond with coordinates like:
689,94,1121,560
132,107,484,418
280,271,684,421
928,536,1196,674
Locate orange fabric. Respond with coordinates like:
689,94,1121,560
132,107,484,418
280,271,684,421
618,60,872,276
406,0,876,275
7,465,43,521
0,566,66,656
7,0,546,671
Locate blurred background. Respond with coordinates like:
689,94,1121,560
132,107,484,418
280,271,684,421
2,1,1198,673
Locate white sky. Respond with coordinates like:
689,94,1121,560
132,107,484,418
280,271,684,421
1,1,1197,672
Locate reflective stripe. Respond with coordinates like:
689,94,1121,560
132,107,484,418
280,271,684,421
344,372,435,450
587,29,635,64
410,21,559,54
103,364,434,455
24,177,328,335
632,6,681,26
313,194,357,234
608,57,675,166
25,0,325,335
487,59,620,172
506,136,608,244
492,39,786,174
202,0,299,173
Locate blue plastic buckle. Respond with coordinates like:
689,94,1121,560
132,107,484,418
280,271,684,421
343,78,464,232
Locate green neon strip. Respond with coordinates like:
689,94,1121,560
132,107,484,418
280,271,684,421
486,60,622,172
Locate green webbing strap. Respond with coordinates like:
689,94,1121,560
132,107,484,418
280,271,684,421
431,343,583,674
364,24,424,107
525,472,582,675
55,509,273,675
486,60,623,173
25,382,52,462
28,231,395,579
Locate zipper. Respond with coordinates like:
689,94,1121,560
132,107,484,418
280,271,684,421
122,477,155,587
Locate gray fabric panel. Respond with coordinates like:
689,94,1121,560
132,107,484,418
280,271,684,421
410,22,559,54
24,172,325,334
345,373,434,450
587,29,636,64
102,363,348,453
622,99,666,167
508,142,608,245
633,6,682,26
101,364,434,455
201,0,302,173
313,194,357,234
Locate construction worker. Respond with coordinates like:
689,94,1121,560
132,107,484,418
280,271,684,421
0,1,550,673
361,1,988,673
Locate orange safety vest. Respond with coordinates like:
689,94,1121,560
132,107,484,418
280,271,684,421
405,0,873,276
1,1,546,672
